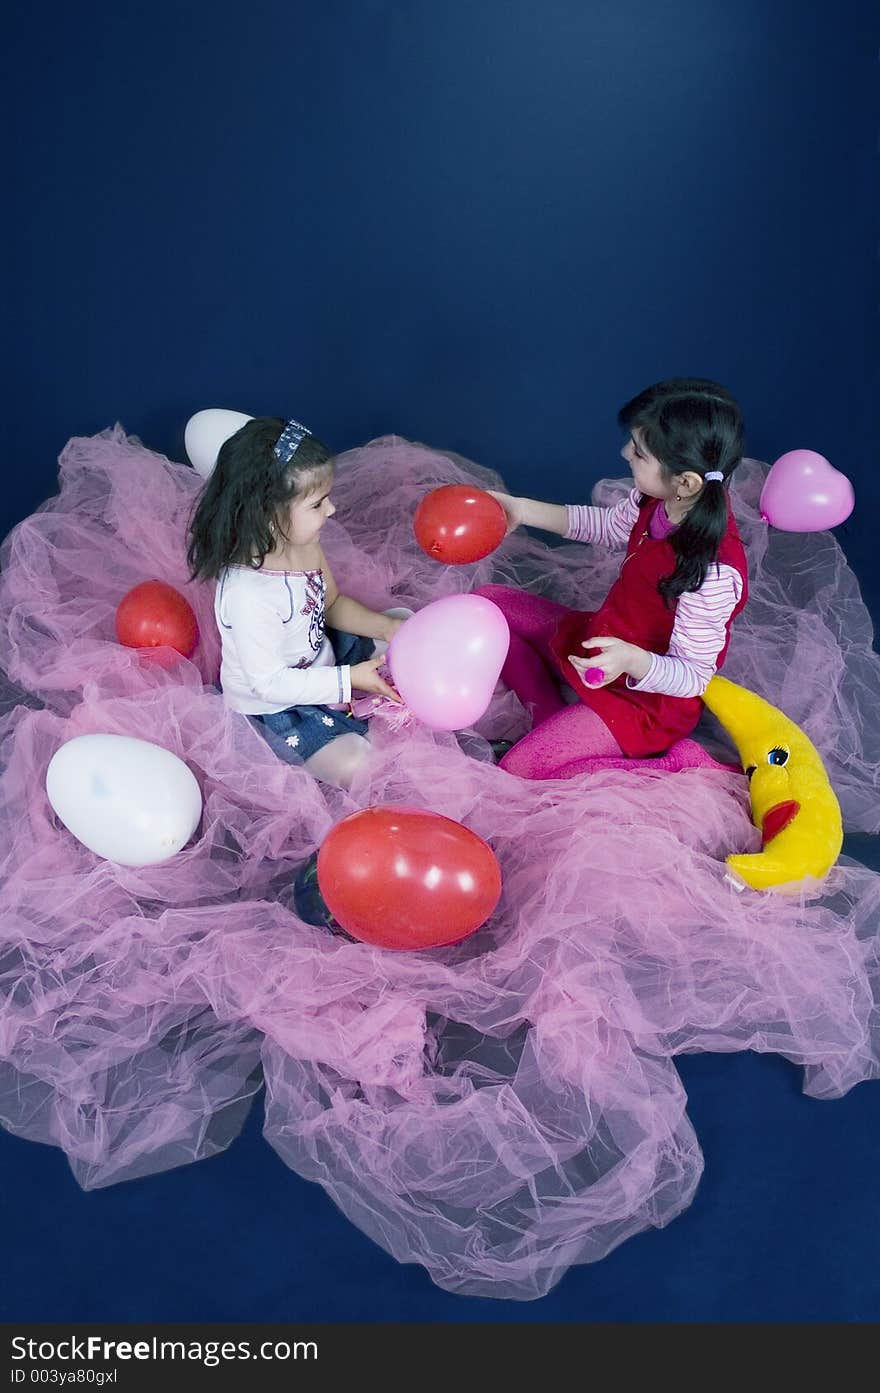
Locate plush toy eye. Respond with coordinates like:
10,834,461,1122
744,764,757,781
767,747,789,766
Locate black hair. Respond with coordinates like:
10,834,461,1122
618,378,745,604
186,417,333,581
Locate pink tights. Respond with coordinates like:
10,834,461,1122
474,585,622,779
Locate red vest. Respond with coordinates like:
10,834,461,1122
549,498,749,756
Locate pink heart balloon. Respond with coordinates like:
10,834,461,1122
387,594,510,731
759,450,854,532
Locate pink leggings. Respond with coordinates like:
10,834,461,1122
474,585,622,779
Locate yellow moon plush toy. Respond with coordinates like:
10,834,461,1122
702,675,843,891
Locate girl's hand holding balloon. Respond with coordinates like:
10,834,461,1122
350,656,403,703
485,490,526,536
569,636,652,688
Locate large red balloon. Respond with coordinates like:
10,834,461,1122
115,580,199,659
317,805,502,950
413,485,506,564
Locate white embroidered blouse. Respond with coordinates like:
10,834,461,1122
214,566,351,715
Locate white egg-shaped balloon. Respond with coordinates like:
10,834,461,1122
46,734,203,867
185,408,253,479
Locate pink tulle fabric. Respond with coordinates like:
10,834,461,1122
1,428,879,1301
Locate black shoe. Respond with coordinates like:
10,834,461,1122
289,852,355,940
489,739,515,763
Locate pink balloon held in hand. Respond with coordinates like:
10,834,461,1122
387,594,510,731
584,667,605,685
759,450,855,532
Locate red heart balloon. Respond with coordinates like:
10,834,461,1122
317,805,502,950
413,485,506,564
115,580,199,659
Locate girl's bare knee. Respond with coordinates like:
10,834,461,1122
305,733,371,789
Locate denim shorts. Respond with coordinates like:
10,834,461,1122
250,629,374,764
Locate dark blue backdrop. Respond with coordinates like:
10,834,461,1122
2,1,878,1322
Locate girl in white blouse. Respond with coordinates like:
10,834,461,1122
188,416,405,788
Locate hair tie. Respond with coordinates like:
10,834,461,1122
274,419,312,465
704,471,724,482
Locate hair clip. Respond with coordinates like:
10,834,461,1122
273,419,312,465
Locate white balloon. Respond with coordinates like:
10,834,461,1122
46,734,203,867
184,408,253,479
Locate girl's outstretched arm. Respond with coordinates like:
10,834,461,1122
564,489,640,548
326,593,401,642
320,551,402,642
490,488,640,547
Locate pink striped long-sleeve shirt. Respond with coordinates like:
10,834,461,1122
565,488,744,698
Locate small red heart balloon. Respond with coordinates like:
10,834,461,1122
317,805,502,950
115,580,199,659
413,485,507,564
